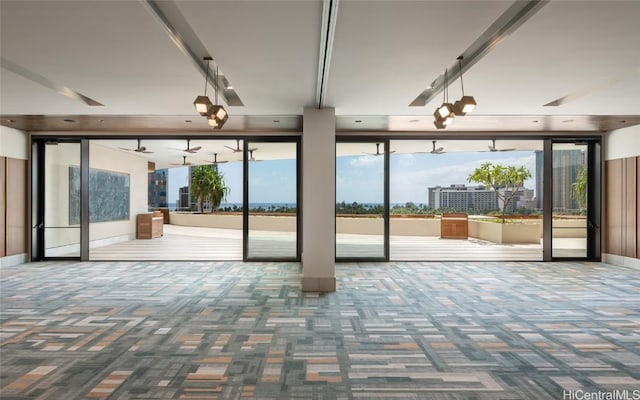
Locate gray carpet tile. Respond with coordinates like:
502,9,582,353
1,261,639,399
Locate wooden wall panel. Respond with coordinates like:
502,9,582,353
605,159,623,256
624,157,637,258
6,158,26,256
0,157,6,257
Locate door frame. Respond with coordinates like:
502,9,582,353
548,138,602,261
30,137,87,261
335,137,390,262
242,136,302,261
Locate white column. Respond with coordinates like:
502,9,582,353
302,107,336,292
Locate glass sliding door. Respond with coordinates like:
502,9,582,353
389,139,543,261
336,141,388,260
42,141,82,258
245,140,299,260
551,142,589,258
88,139,244,261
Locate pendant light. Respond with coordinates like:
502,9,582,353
207,65,229,129
433,68,454,129
193,57,213,116
453,55,477,116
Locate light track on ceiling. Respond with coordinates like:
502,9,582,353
544,66,640,107
410,0,549,107
141,0,244,107
1,57,104,107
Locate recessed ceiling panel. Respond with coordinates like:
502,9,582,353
176,0,323,115
462,1,640,116
0,1,207,115
324,1,512,115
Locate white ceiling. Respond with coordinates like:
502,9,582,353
1,0,639,132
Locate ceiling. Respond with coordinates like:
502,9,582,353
1,0,639,133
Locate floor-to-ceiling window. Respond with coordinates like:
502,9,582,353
245,139,299,260
389,139,544,261
88,139,245,261
551,142,589,258
31,136,300,262
335,141,387,260
34,140,82,258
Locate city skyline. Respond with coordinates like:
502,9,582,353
157,150,548,208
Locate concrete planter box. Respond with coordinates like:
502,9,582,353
390,217,441,236
170,212,295,232
468,220,542,244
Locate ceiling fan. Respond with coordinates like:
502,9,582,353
171,156,192,166
119,138,153,154
248,148,262,162
488,139,515,152
204,153,228,164
224,139,243,153
172,139,201,153
430,140,445,154
363,142,395,156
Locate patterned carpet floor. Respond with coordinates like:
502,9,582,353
1,261,639,399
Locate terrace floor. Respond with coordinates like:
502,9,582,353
82,224,592,261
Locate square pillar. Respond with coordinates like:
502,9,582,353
302,107,336,292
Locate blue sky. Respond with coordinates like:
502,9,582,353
339,150,537,204
168,150,537,205
168,159,296,204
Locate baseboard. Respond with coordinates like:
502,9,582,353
0,253,27,267
44,234,135,257
302,276,336,292
602,253,640,269
89,234,135,249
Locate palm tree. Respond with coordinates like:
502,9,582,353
190,165,229,213
572,165,587,212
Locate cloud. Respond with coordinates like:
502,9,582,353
350,155,383,168
396,153,416,167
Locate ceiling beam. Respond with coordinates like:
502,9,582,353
409,0,549,107
1,57,104,107
141,0,244,106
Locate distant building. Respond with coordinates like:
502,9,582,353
177,186,190,211
428,184,498,213
535,151,544,209
553,149,586,211
497,188,535,213
535,149,587,211
148,168,168,208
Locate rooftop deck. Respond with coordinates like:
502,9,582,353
87,224,570,261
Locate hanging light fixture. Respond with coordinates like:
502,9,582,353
193,57,213,116
433,68,454,129
453,55,476,116
206,65,228,129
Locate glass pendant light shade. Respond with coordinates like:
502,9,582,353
207,114,219,128
207,105,228,130
454,96,476,116
453,56,476,116
195,57,230,129
435,103,454,119
194,95,213,115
